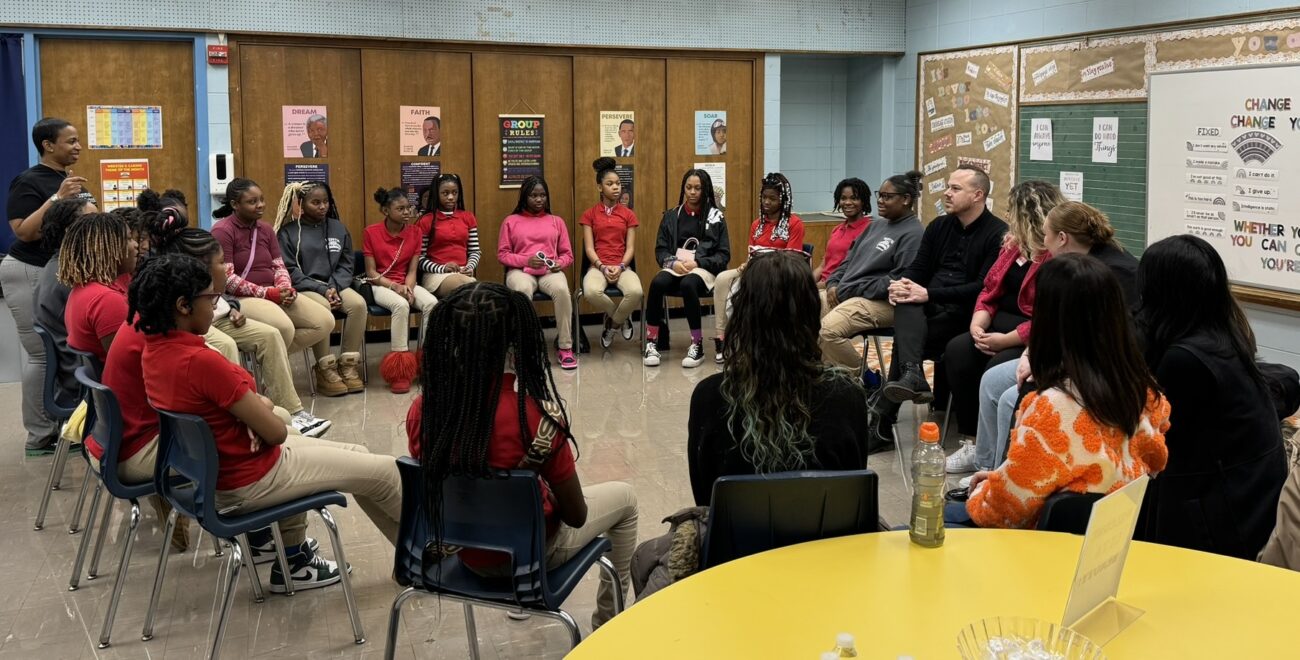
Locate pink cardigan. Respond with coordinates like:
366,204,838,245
975,244,1049,344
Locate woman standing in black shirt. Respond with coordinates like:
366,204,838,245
687,251,869,505
2,117,87,454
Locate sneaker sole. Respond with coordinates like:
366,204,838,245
268,573,341,593
560,362,578,370
682,359,703,368
299,421,332,438
882,383,935,405
643,357,660,366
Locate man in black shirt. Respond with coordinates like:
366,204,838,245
876,166,1007,440
2,117,86,453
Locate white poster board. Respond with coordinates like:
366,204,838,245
1147,64,1300,295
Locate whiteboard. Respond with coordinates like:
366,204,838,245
1147,64,1300,296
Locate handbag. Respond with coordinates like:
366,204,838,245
663,237,700,277
354,235,407,307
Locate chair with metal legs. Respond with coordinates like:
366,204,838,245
142,410,364,659
384,457,623,659
573,257,642,354
32,324,81,531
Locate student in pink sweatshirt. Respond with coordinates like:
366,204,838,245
498,176,577,369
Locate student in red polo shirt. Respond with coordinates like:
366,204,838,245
710,173,806,362
406,282,637,629
130,254,403,593
814,178,873,316
417,173,478,296
366,187,437,393
579,157,643,349
60,212,138,361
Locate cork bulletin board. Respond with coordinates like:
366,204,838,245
1153,18,1300,71
1020,37,1152,104
917,45,1018,219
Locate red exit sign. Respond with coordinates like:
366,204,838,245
207,44,229,65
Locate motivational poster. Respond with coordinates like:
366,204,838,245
1092,116,1119,163
399,106,442,157
283,106,328,159
1030,118,1053,161
695,111,727,155
499,114,544,189
601,111,636,157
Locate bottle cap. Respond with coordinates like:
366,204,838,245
919,421,940,443
821,653,840,660
837,633,855,648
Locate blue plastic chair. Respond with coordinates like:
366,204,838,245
1036,492,1105,535
701,470,879,570
357,249,424,352
142,409,365,658
384,457,622,659
32,325,102,532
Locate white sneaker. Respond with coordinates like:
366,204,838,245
682,341,705,368
290,411,331,438
958,474,974,489
643,341,661,367
945,440,978,473
621,318,635,341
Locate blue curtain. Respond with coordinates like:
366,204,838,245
0,34,28,254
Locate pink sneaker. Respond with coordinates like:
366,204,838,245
557,348,578,370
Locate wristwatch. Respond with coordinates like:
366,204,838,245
48,193,60,203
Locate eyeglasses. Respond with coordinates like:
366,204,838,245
876,192,905,200
191,292,223,304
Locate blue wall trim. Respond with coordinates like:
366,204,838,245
193,38,211,227
21,31,38,166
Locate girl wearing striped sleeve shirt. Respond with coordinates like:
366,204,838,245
417,174,478,296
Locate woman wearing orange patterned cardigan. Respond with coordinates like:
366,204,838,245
949,253,1170,529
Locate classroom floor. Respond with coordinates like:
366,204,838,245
0,319,945,659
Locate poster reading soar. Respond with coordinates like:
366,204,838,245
500,114,544,189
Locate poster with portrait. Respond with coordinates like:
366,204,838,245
500,114,544,189
693,162,726,209
400,106,442,157
695,111,727,156
400,161,442,210
614,164,634,209
600,111,636,157
283,106,328,159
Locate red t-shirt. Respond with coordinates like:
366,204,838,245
65,279,129,361
418,210,478,265
142,331,278,490
820,216,872,283
89,322,154,463
749,213,806,251
363,222,421,278
579,203,639,266
405,374,577,568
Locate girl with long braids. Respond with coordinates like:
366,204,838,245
710,172,805,363
150,209,330,437
416,173,478,296
579,157,643,349
275,180,367,394
688,251,869,504
132,253,402,592
34,197,98,406
210,178,339,393
405,282,638,629
498,175,577,369
643,168,730,368
59,212,138,362
366,187,437,393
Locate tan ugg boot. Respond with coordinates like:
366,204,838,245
314,355,349,397
337,352,365,393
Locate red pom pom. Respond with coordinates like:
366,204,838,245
380,351,419,394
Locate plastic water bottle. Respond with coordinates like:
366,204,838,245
909,421,946,547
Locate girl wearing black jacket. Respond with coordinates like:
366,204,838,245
644,169,730,368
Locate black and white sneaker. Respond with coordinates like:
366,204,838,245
713,337,725,364
682,341,705,368
643,341,661,367
249,534,320,565
600,318,616,349
621,318,635,341
290,411,331,438
268,541,346,593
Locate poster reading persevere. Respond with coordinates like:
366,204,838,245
696,111,727,155
401,106,442,157
500,114,544,189
401,161,442,209
615,164,634,209
86,106,162,149
693,162,726,209
601,111,636,157
283,106,328,158
285,163,329,186
99,159,150,211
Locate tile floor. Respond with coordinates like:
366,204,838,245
0,320,950,659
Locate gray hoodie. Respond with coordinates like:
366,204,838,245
277,218,354,294
826,212,923,301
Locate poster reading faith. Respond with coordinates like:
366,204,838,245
601,111,636,157
695,111,727,155
86,106,162,149
99,159,150,210
400,161,442,209
283,106,328,158
400,106,442,157
500,114,544,189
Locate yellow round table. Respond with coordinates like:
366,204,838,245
571,529,1300,658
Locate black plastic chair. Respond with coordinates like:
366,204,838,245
385,457,622,658
142,410,364,658
701,470,879,570
1036,491,1105,535
32,324,87,531
574,256,643,353
357,249,424,353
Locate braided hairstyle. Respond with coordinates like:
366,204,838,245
40,197,96,254
110,206,156,250
676,168,721,211
57,212,132,287
273,179,339,231
127,253,212,335
511,176,551,215
212,177,258,220
753,172,793,241
148,206,221,263
140,188,190,215
418,282,573,549
832,178,872,217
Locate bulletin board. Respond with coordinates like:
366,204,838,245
1153,18,1300,72
917,45,1018,219
1019,37,1152,104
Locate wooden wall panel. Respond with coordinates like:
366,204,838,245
39,39,196,211
571,56,666,309
359,50,474,230
471,53,574,286
235,46,364,237
666,59,755,270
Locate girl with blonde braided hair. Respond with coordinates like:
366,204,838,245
59,212,139,361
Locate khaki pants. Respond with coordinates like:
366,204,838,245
0,256,58,446
89,435,159,485
819,297,895,373
205,318,305,415
299,288,367,356
581,268,643,325
711,268,742,335
421,272,477,297
237,296,334,354
216,435,402,546
370,284,436,352
506,270,573,350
